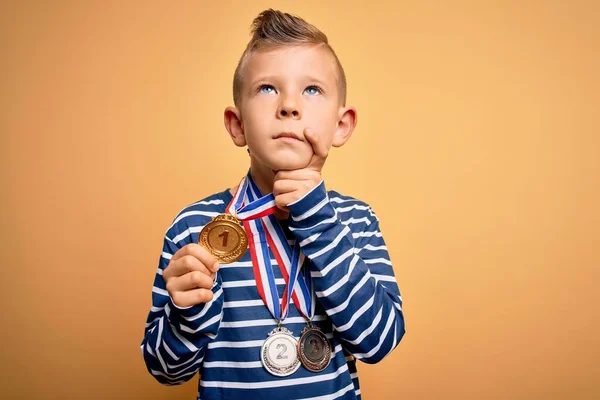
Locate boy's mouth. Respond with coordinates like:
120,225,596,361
274,132,303,142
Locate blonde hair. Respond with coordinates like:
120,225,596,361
233,9,347,107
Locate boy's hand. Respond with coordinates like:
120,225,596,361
163,244,220,308
273,128,328,211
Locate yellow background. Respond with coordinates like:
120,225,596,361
1,1,598,399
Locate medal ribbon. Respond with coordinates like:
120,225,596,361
225,171,314,321
246,178,313,321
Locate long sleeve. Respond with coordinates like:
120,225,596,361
288,181,405,364
140,233,224,385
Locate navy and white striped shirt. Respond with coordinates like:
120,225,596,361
141,181,405,399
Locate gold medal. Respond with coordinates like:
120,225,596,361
198,214,248,263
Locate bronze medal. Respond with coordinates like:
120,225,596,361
198,214,248,263
297,324,331,372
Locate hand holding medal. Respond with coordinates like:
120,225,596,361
163,244,220,308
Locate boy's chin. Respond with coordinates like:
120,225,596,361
265,157,311,172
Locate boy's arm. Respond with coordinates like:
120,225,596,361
288,182,405,364
140,235,224,385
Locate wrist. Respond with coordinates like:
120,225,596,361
288,180,337,230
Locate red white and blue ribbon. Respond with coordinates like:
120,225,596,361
227,171,315,322
227,174,277,221
247,177,314,321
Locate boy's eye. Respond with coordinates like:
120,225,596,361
258,84,322,95
304,86,322,96
259,85,276,94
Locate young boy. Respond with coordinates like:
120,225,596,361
141,9,405,399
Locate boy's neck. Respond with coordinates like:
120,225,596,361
249,157,275,197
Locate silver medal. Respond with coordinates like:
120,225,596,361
261,326,300,377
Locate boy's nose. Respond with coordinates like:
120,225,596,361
279,108,300,118
277,102,301,119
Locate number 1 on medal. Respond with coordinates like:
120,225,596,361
218,230,229,247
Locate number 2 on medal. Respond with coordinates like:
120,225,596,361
218,230,229,247
276,343,288,359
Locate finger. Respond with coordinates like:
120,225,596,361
275,192,299,210
171,243,220,272
164,254,212,279
273,179,302,196
170,288,214,308
304,128,328,169
274,169,320,181
273,179,318,200
167,270,215,293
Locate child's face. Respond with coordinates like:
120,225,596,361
228,44,352,171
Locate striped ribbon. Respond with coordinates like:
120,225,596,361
227,171,314,322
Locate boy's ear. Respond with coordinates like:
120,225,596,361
224,106,246,147
332,106,357,148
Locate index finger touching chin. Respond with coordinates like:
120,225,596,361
304,128,329,159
